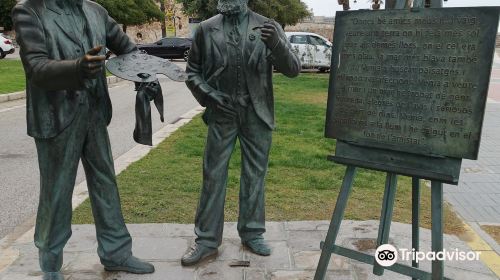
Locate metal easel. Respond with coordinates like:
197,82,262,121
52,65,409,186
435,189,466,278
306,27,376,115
313,1,449,279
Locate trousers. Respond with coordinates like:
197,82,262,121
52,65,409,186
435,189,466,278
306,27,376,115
34,96,132,272
195,102,272,248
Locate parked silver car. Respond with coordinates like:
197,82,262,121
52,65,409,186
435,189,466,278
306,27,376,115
0,33,15,59
286,32,332,72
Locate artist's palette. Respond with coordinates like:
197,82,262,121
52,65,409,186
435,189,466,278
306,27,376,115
106,51,187,83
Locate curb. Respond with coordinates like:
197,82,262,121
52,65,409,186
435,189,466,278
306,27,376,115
0,105,205,273
461,222,500,277
0,76,125,104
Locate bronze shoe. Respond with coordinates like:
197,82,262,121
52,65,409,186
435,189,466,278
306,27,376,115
181,243,218,266
243,238,271,256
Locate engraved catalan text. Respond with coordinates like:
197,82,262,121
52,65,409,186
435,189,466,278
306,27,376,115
329,9,499,159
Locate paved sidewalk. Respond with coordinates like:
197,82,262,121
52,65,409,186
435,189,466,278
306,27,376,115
444,103,500,225
0,221,497,280
443,48,500,255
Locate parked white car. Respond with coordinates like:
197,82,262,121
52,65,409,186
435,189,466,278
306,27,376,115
0,33,15,59
286,32,332,72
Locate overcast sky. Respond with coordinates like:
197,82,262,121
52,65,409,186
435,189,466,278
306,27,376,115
302,0,500,16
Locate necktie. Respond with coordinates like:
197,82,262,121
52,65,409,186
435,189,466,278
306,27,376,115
230,16,241,44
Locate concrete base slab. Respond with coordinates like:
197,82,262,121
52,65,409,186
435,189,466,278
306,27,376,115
0,221,497,280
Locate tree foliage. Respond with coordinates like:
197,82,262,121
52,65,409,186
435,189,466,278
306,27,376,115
93,0,164,30
0,0,17,31
176,0,311,27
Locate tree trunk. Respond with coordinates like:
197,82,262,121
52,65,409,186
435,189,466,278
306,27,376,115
160,0,167,38
123,25,127,33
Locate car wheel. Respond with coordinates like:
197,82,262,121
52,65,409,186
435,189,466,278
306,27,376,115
318,67,329,73
0,49,5,59
183,49,190,61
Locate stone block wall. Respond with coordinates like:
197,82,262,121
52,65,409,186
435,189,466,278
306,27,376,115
126,2,192,44
126,16,191,44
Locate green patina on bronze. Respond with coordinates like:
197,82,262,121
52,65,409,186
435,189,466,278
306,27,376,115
325,7,500,160
12,0,157,277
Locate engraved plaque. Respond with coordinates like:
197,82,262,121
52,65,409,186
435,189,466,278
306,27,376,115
325,7,500,160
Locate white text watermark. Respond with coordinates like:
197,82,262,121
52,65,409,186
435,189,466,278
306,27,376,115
375,244,481,267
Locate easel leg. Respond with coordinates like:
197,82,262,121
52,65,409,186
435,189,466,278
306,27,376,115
314,166,357,280
431,181,444,280
373,173,398,276
412,178,421,280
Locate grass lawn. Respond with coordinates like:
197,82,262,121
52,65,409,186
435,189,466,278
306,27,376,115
0,60,26,94
481,225,500,244
0,60,113,94
73,73,465,235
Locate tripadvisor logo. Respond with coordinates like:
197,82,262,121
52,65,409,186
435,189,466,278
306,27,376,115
375,244,398,267
374,244,481,267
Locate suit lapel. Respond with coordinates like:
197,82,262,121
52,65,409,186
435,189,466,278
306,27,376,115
208,15,227,68
82,1,99,49
247,11,265,69
45,0,82,47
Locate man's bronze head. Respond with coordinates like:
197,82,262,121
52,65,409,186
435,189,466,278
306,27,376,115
217,0,249,16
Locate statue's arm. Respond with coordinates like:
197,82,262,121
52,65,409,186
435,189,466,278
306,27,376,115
185,25,216,107
267,23,301,78
105,10,137,56
12,4,84,90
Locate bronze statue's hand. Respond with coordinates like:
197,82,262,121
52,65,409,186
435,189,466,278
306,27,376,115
260,22,281,51
208,91,237,118
78,46,106,79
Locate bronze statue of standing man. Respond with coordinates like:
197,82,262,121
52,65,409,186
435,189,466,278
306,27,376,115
182,0,301,266
12,0,154,279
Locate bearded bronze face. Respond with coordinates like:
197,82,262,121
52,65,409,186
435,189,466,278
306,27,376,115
217,0,248,15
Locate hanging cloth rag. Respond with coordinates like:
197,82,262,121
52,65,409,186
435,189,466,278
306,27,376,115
133,81,164,146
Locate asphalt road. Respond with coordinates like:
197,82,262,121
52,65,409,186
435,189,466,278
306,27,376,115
0,63,199,239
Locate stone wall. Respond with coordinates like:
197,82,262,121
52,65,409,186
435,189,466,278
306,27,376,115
126,2,192,44
126,16,191,44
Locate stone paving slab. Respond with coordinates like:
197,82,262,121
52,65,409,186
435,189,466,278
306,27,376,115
444,56,500,229
443,102,500,225
0,221,497,280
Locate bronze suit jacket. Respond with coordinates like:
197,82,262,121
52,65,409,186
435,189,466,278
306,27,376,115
12,0,136,139
186,10,301,130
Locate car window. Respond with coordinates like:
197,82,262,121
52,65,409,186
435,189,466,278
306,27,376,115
290,35,308,45
171,38,185,45
309,36,327,46
161,38,173,45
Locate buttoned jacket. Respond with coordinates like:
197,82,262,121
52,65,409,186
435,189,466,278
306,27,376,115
12,0,136,138
186,10,301,129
